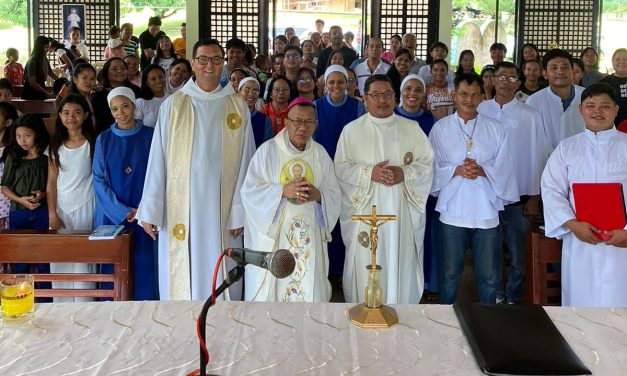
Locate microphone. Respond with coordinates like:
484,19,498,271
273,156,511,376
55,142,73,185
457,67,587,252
224,248,295,278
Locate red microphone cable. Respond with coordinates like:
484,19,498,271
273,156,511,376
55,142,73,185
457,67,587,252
187,252,225,376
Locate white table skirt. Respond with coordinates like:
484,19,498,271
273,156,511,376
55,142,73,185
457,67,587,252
1,301,626,375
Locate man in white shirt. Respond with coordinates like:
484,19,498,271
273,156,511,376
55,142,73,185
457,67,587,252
477,61,549,304
429,74,519,304
352,37,390,96
542,83,627,307
526,49,586,151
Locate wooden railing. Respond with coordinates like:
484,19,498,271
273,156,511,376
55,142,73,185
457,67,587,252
0,229,133,300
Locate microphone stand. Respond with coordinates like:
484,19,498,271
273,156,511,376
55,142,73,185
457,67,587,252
198,265,245,376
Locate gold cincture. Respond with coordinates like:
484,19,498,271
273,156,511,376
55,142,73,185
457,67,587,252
349,205,399,328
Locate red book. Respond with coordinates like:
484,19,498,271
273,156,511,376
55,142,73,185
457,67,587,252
572,183,626,241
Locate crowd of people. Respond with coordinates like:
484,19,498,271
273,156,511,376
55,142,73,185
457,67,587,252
0,16,626,307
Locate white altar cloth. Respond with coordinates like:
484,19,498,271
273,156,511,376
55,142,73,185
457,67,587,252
0,301,626,375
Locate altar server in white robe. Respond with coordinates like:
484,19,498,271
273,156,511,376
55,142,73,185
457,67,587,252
335,74,434,304
242,98,341,302
430,73,519,305
137,39,256,300
542,83,627,307
526,49,586,151
477,61,550,304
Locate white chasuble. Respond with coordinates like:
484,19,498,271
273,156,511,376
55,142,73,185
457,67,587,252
335,113,435,304
242,130,341,302
542,128,627,307
137,79,256,300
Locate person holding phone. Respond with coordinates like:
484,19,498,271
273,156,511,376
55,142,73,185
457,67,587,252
138,16,165,71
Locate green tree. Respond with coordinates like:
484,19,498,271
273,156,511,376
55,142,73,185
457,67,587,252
0,0,27,27
128,0,185,19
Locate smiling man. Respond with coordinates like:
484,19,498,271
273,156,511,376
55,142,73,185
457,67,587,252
526,49,586,151
541,83,627,307
242,98,341,302
137,39,256,301
335,74,434,304
429,73,519,305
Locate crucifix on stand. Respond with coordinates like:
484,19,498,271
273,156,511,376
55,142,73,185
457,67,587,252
349,205,399,328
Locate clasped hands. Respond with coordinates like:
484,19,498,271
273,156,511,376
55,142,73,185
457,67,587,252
371,160,404,186
454,158,486,180
19,190,44,210
283,177,321,204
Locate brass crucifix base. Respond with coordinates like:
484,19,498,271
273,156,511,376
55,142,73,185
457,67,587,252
349,303,399,328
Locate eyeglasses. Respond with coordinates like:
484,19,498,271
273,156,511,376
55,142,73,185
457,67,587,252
455,91,483,100
365,91,394,99
240,87,259,95
297,78,313,84
494,75,519,83
284,54,301,61
193,55,224,66
272,87,290,93
288,118,316,129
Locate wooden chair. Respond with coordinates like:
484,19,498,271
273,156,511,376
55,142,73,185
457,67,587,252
43,117,56,136
524,228,563,305
10,99,57,115
0,229,133,300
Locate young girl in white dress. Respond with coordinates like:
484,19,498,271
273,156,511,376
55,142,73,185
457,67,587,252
47,94,96,302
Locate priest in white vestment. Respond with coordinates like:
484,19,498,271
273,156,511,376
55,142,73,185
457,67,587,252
242,98,341,302
335,74,434,304
137,39,256,300
526,49,586,151
542,83,627,307
429,74,519,305
477,61,550,304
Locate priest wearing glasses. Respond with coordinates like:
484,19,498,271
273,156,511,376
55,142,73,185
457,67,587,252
242,98,341,302
335,74,434,304
429,73,518,305
137,39,256,301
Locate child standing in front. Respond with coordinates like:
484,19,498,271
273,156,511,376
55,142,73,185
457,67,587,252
0,114,50,286
47,94,96,302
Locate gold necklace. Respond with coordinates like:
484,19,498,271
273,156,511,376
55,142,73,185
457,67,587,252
457,115,478,156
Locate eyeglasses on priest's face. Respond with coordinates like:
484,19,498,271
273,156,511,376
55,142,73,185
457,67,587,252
287,118,316,129
193,55,224,66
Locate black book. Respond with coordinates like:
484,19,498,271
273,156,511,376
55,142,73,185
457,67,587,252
453,303,591,376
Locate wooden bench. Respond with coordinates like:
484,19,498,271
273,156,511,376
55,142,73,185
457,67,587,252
11,99,57,115
524,227,563,305
0,229,133,300
12,84,23,98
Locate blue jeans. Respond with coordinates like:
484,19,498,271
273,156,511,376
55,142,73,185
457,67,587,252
439,221,500,304
496,205,531,304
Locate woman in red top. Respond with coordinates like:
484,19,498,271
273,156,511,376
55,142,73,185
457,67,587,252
260,76,291,135
4,48,24,86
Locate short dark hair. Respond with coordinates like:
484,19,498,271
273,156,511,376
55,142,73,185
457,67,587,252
148,16,162,27
192,38,224,59
542,49,573,70
522,59,541,71
495,61,519,77
170,58,191,72
284,45,303,57
275,35,288,44
0,78,12,91
490,42,507,53
315,19,324,25
579,47,599,69
226,37,246,52
581,83,618,104
266,75,291,103
454,73,483,91
364,74,393,94
430,58,449,71
181,22,186,27
429,41,449,54
573,58,585,72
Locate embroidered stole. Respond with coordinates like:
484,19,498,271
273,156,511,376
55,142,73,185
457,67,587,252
166,91,246,300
